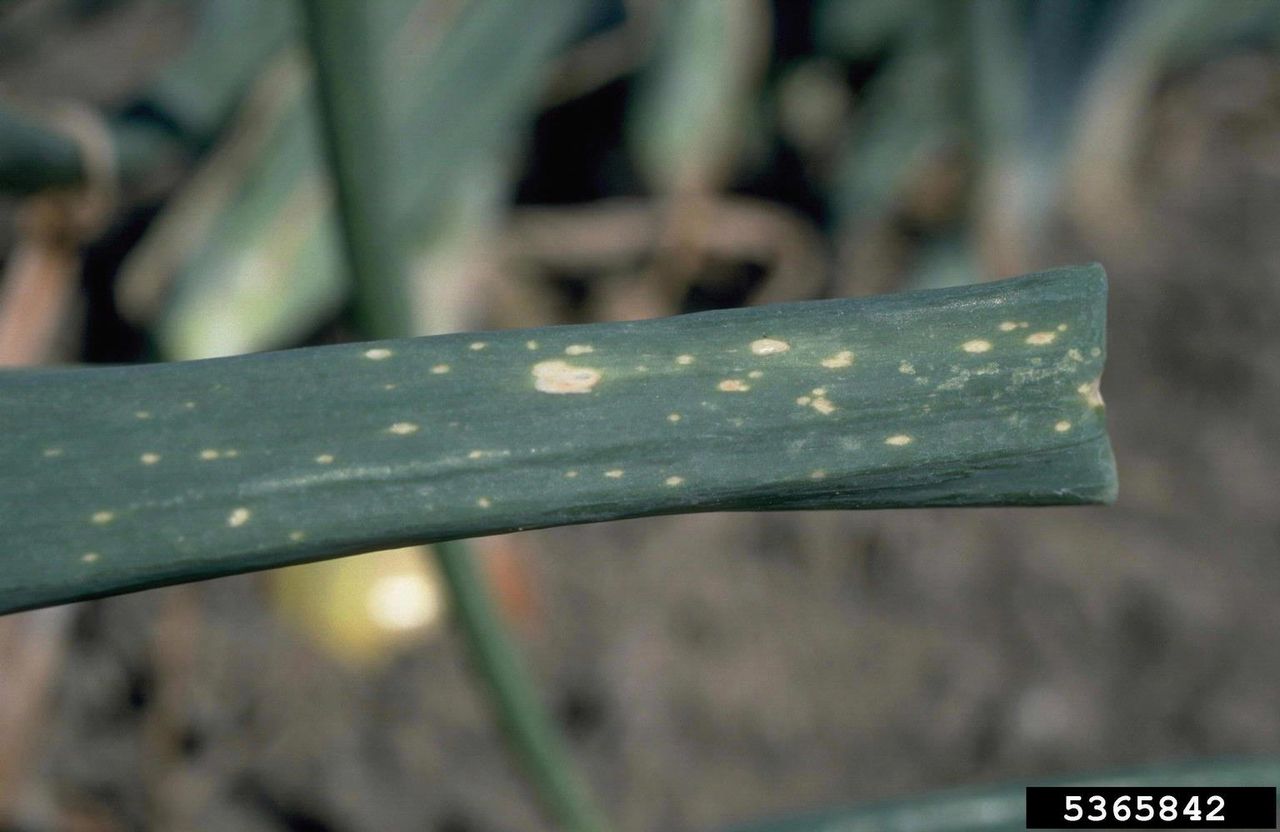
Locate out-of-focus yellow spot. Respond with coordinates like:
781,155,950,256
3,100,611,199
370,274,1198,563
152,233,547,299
270,546,446,664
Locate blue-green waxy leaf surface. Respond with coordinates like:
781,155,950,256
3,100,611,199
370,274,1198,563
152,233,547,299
0,265,1115,614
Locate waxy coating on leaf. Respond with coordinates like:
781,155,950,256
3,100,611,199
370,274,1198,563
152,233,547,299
0,264,1115,614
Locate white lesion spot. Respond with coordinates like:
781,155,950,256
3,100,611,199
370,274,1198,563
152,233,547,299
885,434,913,446
998,321,1019,332
526,340,539,350
676,354,694,365
532,360,602,394
91,511,114,525
797,387,835,415
388,422,420,435
135,410,152,420
605,469,624,478
431,364,451,374
470,342,487,351
227,507,251,527
224,449,239,458
667,413,682,423
199,449,221,460
718,379,750,392
476,497,492,508
748,370,764,379
140,452,161,465
750,338,791,356
1078,379,1105,409
315,454,335,464
289,531,306,542
42,447,64,458
1067,348,1084,362
384,383,399,390
809,470,827,480
821,350,854,368
565,344,595,355
81,552,100,564
1090,347,1101,357
1057,323,1069,332
363,348,393,360
898,361,916,375
564,470,579,478
1054,420,1073,432
183,401,196,410
1026,331,1057,345
962,339,993,354
665,476,685,487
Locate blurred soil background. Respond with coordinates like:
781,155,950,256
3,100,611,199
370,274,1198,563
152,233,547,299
1,1,1279,830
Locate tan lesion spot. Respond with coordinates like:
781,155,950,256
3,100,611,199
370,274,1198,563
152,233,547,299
431,364,451,374
1078,379,1105,409
532,360,602,394
885,434,913,446
140,452,161,465
469,342,487,351
962,339,993,354
809,470,827,480
289,531,306,542
1054,420,1072,432
228,507,251,527
564,470,579,478
675,354,694,365
821,350,854,368
199,449,220,460
796,387,835,414
91,511,115,525
363,348,393,360
998,321,1019,332
43,447,64,458
718,379,750,392
81,552,100,564
135,410,152,419
605,469,624,478
898,361,916,375
1026,331,1057,345
748,370,764,378
1057,323,1069,332
526,340,539,350
476,497,492,508
750,338,790,356
565,344,595,355
665,476,685,487
315,454,335,464
388,422,420,435
667,413,682,423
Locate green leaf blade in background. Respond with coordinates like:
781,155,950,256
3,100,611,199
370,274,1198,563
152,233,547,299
0,264,1114,615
